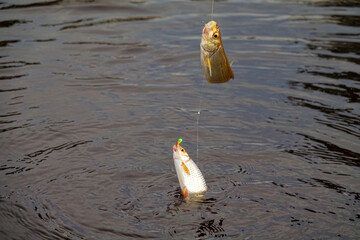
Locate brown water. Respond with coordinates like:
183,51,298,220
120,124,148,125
0,0,359,239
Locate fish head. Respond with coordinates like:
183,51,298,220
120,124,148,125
173,140,190,162
201,20,222,53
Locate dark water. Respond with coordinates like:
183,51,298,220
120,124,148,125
0,0,359,239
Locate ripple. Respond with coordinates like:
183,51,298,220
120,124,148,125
310,1,360,7
0,111,21,118
289,80,359,103
0,19,30,28
0,61,40,69
30,38,56,42
0,74,28,80
299,177,360,203
196,218,227,239
287,96,360,137
63,41,148,47
0,87,27,92
329,14,360,27
0,140,92,175
0,0,62,10
299,69,360,82
0,40,20,47
0,186,85,240
58,16,160,31
0,120,32,133
287,133,360,167
307,39,360,55
41,18,94,27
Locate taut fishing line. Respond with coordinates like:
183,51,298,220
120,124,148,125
196,74,206,163
196,0,214,163
211,0,214,20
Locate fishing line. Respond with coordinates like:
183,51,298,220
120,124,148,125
196,0,214,162
196,77,206,163
211,0,214,20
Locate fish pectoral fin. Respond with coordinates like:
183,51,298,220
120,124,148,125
230,59,234,67
181,162,190,175
206,56,212,77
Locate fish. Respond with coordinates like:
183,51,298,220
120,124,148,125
172,139,207,199
200,20,234,83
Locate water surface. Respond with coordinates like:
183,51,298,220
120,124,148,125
0,0,359,239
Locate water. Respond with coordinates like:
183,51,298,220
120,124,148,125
0,0,359,239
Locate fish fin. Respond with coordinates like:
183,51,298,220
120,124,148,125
230,59,234,67
181,162,190,175
183,187,187,198
206,56,212,77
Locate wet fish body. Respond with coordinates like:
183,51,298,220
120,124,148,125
172,140,207,198
200,20,234,83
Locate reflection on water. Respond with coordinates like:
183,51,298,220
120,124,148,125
196,218,226,238
0,0,359,239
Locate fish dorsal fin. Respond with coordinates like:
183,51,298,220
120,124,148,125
181,162,190,175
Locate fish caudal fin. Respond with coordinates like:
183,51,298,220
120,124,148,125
183,187,187,198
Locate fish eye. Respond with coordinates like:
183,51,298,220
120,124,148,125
213,33,218,38
181,148,185,152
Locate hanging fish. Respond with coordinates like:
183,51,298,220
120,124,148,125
172,138,207,199
200,20,234,83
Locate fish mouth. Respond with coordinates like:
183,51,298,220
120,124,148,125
203,23,211,34
203,21,217,34
203,25,208,34
172,145,177,152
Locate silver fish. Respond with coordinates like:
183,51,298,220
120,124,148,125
172,139,207,199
